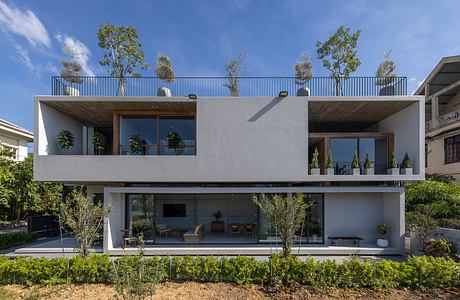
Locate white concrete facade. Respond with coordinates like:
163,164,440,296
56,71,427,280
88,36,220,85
0,119,33,161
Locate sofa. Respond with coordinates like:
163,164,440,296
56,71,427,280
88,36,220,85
183,224,204,243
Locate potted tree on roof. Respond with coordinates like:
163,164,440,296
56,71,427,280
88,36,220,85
155,54,175,97
364,152,374,175
294,51,313,96
401,152,413,175
223,53,246,97
376,50,396,96
326,150,334,175
310,148,320,175
351,151,360,175
387,152,399,175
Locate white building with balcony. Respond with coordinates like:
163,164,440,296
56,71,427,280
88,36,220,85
0,118,33,161
34,76,424,255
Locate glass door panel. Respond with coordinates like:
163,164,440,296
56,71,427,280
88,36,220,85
127,194,155,244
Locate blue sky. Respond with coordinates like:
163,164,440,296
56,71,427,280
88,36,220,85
0,0,459,131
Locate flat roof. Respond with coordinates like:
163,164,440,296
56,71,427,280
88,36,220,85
0,119,33,140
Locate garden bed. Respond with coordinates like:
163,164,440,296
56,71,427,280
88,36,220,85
2,282,460,300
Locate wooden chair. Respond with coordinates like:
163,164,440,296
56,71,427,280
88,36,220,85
121,229,138,249
244,224,256,237
156,223,172,238
228,223,240,237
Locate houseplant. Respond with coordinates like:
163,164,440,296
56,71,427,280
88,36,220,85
351,151,360,175
155,54,175,96
166,131,183,155
57,130,74,151
310,148,320,175
326,150,334,175
401,152,413,175
211,210,224,232
364,152,374,175
387,152,399,175
377,224,389,248
92,132,107,155
129,135,144,155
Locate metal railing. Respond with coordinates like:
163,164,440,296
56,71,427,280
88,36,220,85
426,109,460,132
51,76,407,97
308,162,391,175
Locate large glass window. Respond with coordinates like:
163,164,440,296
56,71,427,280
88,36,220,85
120,117,157,155
444,134,460,164
159,117,195,155
126,194,155,244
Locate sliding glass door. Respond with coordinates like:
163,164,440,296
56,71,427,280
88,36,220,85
126,194,155,244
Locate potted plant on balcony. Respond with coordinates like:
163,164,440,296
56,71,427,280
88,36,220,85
351,151,360,175
377,224,389,248
294,51,312,96
92,132,107,155
155,54,175,97
57,130,74,152
326,150,334,175
129,135,144,155
364,152,374,175
166,131,184,155
211,210,224,232
223,53,246,96
401,152,413,175
310,148,320,175
387,152,399,175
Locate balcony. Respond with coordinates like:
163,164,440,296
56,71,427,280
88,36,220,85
426,108,460,133
51,76,408,97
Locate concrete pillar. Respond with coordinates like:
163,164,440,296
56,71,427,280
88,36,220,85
432,96,439,128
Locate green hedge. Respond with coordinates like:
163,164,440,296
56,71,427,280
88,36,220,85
0,255,459,289
0,232,40,250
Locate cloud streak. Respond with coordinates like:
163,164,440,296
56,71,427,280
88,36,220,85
0,1,50,47
56,33,95,76
15,44,58,74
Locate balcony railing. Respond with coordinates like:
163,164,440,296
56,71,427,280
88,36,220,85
426,109,460,132
51,76,407,97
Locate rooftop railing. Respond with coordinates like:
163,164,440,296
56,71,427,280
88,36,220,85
51,76,407,97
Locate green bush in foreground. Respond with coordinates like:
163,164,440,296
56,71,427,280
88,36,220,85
0,254,459,289
0,232,39,250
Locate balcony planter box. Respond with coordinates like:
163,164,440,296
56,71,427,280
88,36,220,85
310,168,321,175
326,168,334,175
352,168,360,175
401,168,413,175
364,168,374,175
387,168,399,175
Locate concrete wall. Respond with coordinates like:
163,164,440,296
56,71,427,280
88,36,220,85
383,192,405,251
0,132,29,161
379,102,424,175
426,136,460,180
36,101,84,155
104,192,125,252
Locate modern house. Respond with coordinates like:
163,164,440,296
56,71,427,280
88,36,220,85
34,76,424,255
415,55,460,181
0,118,33,161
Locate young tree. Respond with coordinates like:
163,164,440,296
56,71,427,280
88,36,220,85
60,61,83,83
316,26,361,96
98,24,149,96
155,54,175,83
294,51,313,85
252,193,310,258
223,53,246,96
407,209,437,253
376,50,396,85
60,187,109,257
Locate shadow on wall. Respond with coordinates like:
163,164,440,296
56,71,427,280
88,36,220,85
248,97,283,122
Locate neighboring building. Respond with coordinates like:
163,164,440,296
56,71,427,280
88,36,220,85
415,55,460,180
34,76,424,255
0,118,33,161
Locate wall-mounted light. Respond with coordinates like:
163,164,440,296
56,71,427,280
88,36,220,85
279,90,288,97
188,93,197,100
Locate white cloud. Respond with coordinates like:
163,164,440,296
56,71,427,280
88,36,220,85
55,33,95,76
0,1,50,47
15,44,58,74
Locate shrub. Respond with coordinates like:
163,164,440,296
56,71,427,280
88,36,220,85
0,232,39,250
402,152,412,168
351,151,360,169
311,148,320,169
57,130,74,151
389,152,398,168
364,152,373,169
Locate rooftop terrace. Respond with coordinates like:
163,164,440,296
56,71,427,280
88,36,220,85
52,76,407,97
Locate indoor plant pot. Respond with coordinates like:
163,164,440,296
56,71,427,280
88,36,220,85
387,168,399,175
377,238,389,248
311,168,321,175
401,168,412,175
326,168,334,175
377,224,389,248
352,168,360,175
364,168,374,175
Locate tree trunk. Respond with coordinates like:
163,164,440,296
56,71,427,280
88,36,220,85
334,77,341,96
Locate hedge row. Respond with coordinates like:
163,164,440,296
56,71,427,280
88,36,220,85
0,255,459,289
0,232,40,250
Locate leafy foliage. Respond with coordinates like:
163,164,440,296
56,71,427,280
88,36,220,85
425,238,457,257
377,224,388,239
294,51,313,85
60,188,109,257
316,26,361,95
60,61,83,83
166,131,183,154
376,50,396,85
351,151,360,169
364,152,373,169
252,193,310,257
98,24,149,96
92,132,107,154
401,152,412,168
155,54,175,83
311,147,320,169
223,53,246,96
407,210,438,253
57,130,74,151
0,157,62,221
129,135,144,155
326,150,333,169
0,232,39,250
389,152,398,168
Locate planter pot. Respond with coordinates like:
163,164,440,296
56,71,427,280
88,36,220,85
157,87,172,97
310,168,321,175
377,239,389,248
311,234,318,242
352,168,360,175
231,90,239,97
364,168,374,175
211,220,224,232
64,87,80,96
296,87,311,96
387,168,399,175
401,168,413,175
326,168,334,175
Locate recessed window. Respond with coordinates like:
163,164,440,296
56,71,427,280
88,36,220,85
163,204,186,217
444,135,460,164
